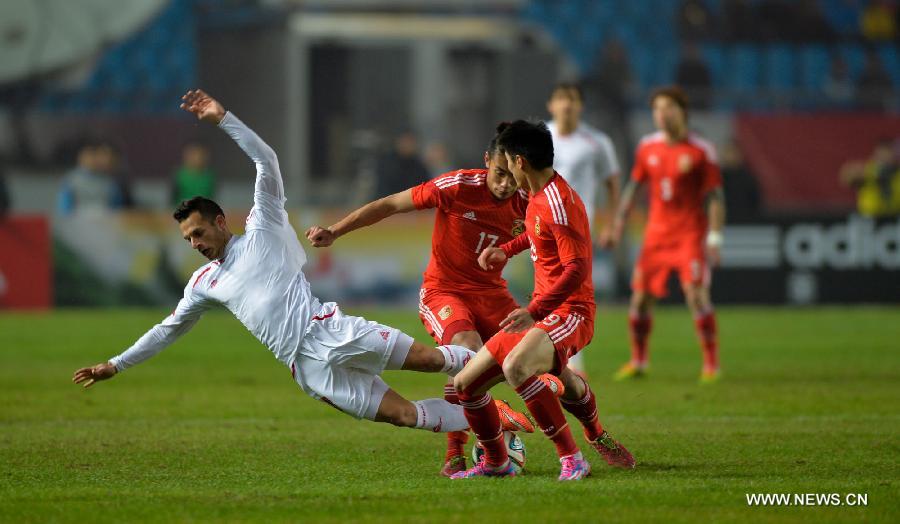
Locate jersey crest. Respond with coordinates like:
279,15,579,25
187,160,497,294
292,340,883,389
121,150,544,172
512,219,525,237
534,215,541,236
438,305,453,320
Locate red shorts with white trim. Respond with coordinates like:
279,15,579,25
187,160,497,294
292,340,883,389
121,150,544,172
633,236,711,298
418,287,520,345
484,305,594,375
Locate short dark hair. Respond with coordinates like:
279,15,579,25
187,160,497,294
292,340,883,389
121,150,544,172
650,85,689,117
173,196,224,223
495,120,554,170
487,121,512,156
550,82,584,103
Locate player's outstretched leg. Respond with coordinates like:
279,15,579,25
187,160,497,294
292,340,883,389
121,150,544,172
502,329,590,481
393,340,475,376
559,368,636,469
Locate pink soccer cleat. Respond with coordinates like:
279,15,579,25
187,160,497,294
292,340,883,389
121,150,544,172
558,452,591,481
449,456,521,479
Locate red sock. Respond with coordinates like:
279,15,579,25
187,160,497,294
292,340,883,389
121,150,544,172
443,379,468,460
628,312,652,367
695,311,719,371
458,392,506,467
516,376,578,458
560,376,605,442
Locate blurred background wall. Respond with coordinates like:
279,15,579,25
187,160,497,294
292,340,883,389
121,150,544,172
1,0,898,309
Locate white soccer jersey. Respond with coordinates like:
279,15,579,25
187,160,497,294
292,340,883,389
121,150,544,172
109,112,320,371
547,120,620,229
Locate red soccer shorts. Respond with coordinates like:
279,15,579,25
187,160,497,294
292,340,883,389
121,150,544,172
418,287,520,345
632,236,711,298
484,306,594,375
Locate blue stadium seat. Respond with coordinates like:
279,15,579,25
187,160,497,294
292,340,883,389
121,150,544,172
728,45,762,91
877,45,900,86
838,43,866,79
763,44,796,89
798,45,831,90
702,44,726,86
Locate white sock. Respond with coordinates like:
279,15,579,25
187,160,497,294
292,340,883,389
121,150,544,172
412,398,469,432
437,345,476,376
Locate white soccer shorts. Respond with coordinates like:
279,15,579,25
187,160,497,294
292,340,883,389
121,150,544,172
291,302,413,420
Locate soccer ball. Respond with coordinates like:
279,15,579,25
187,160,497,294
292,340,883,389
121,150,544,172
472,430,526,468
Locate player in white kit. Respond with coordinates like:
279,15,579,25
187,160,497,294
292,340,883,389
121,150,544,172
72,89,530,435
546,83,621,375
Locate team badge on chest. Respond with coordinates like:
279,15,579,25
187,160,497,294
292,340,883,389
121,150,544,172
534,215,541,236
438,305,453,320
512,219,525,237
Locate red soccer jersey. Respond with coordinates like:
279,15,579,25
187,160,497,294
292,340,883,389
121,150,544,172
411,169,529,292
503,173,595,317
631,131,722,243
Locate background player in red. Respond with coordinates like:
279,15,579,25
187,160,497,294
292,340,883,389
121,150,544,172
450,120,634,481
306,124,543,476
610,86,726,384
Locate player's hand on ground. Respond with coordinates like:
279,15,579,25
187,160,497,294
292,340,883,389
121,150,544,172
180,89,226,124
306,226,336,247
72,362,117,389
499,308,535,333
478,247,507,271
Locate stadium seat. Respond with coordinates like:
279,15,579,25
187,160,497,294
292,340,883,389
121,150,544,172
763,44,796,89
798,45,831,90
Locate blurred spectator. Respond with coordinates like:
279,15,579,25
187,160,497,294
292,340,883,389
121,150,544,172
792,0,836,42
677,0,715,41
0,159,9,217
423,141,453,178
825,0,865,37
675,43,712,108
861,0,897,41
857,48,893,109
758,0,796,41
58,140,133,215
374,131,430,197
722,0,761,41
583,38,635,155
720,140,762,222
823,55,856,107
840,138,900,217
171,140,216,206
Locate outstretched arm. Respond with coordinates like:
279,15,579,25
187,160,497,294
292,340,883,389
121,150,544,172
180,89,285,228
72,288,209,388
306,189,415,247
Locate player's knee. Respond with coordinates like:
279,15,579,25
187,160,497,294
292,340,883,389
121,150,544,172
449,330,482,352
454,374,474,398
630,292,650,313
501,354,530,387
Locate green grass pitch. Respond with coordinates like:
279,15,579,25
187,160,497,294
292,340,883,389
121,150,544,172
1,306,898,523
